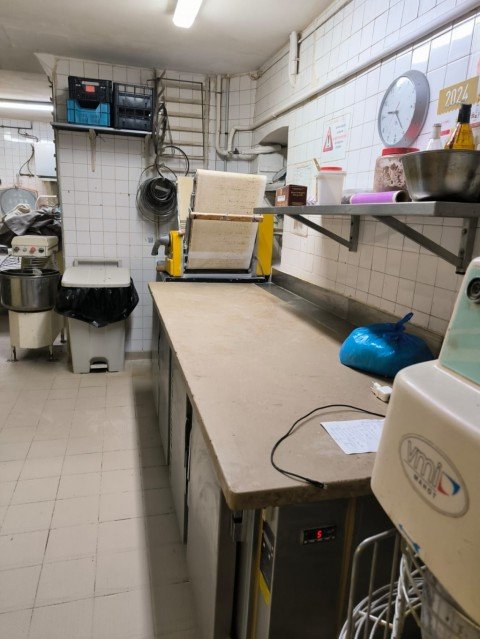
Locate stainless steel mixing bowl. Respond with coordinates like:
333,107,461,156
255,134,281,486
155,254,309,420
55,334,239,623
401,150,480,202
0,268,61,312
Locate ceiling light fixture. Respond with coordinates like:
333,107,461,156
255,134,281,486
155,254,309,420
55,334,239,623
0,100,53,112
173,0,204,28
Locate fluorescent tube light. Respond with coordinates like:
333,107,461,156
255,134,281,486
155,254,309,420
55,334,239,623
0,100,53,112
173,0,203,28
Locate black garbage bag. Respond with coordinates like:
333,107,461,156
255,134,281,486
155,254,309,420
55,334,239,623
55,279,139,328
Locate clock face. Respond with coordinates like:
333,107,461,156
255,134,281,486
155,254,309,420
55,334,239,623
378,70,430,147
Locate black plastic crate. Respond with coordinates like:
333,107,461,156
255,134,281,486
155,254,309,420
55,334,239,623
68,76,112,106
113,107,153,131
113,83,154,110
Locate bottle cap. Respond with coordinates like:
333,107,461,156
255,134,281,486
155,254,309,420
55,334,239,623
458,103,472,123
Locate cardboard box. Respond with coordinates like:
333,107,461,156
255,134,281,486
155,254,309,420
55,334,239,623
275,185,307,207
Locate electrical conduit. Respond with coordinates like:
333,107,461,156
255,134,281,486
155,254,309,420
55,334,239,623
234,0,480,136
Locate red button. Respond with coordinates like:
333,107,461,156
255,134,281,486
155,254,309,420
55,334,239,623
29,247,36,254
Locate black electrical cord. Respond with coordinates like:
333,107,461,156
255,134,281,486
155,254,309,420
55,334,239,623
270,404,386,489
157,144,190,177
136,175,177,223
18,144,35,177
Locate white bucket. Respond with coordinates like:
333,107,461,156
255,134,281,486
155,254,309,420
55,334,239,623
316,167,346,205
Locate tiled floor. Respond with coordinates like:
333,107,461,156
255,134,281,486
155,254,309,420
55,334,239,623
0,315,198,638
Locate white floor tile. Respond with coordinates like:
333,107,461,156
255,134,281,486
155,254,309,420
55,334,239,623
29,598,94,639
95,549,150,596
93,589,155,639
139,447,166,468
144,514,183,546
141,466,169,490
57,472,101,499
51,495,99,529
0,480,16,506
11,477,59,505
99,490,143,522
0,442,30,463
45,523,98,563
0,427,35,444
27,439,67,460
97,518,146,554
1,501,54,534
0,530,48,570
0,564,41,612
80,375,107,388
66,436,103,456
62,453,102,475
102,449,139,471
78,386,106,399
101,469,141,494
20,457,63,480
149,543,189,586
0,328,197,637
36,556,95,606
151,582,196,635
0,461,23,483
0,608,32,639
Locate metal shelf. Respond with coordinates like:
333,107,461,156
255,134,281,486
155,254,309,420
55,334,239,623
51,122,151,138
254,202,480,274
254,202,480,218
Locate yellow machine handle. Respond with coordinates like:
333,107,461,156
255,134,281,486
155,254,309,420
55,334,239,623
165,230,183,277
256,214,274,277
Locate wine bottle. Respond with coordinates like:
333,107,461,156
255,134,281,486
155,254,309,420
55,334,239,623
426,123,442,150
444,104,475,150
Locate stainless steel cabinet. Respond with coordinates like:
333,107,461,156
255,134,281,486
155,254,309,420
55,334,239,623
186,413,237,639
151,311,160,413
157,322,171,463
169,357,190,541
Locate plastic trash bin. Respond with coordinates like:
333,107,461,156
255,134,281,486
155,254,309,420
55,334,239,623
56,265,138,373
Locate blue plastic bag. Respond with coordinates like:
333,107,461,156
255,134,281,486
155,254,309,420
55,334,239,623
339,313,434,378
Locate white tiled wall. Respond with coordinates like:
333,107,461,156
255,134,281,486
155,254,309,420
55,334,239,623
51,59,169,354
206,75,257,174
50,57,258,353
0,119,54,194
253,0,480,335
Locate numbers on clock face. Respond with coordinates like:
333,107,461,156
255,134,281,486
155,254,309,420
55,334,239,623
380,77,416,145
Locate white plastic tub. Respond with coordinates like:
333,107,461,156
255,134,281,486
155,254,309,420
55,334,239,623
316,166,346,205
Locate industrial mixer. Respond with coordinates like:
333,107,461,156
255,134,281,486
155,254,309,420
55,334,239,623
0,235,63,361
370,256,480,637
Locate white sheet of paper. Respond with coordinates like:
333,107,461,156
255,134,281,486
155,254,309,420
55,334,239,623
321,419,385,454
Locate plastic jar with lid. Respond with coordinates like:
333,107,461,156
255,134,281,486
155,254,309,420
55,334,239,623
373,147,418,192
316,166,346,205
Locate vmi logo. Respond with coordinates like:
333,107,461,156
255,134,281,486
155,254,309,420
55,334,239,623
399,435,469,517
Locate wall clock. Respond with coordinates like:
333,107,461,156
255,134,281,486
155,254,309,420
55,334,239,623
377,70,430,147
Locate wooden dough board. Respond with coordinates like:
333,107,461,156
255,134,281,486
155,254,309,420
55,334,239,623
149,282,387,510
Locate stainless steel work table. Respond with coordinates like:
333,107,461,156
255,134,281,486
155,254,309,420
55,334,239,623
149,281,385,510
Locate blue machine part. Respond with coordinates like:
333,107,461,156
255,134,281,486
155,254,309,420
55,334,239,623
440,260,480,385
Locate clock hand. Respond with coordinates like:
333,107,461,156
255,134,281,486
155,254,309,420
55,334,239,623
395,112,403,129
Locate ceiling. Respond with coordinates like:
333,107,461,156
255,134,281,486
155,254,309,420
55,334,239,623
0,0,332,76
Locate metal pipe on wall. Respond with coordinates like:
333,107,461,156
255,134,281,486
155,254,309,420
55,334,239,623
235,0,480,137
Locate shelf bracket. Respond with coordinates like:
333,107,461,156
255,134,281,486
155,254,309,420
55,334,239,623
286,214,359,252
373,216,478,274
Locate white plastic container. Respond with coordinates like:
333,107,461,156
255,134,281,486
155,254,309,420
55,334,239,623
61,265,131,373
316,166,346,205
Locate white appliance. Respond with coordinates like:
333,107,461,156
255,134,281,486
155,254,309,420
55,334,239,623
371,257,480,629
11,235,59,260
33,141,56,178
3,235,63,361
